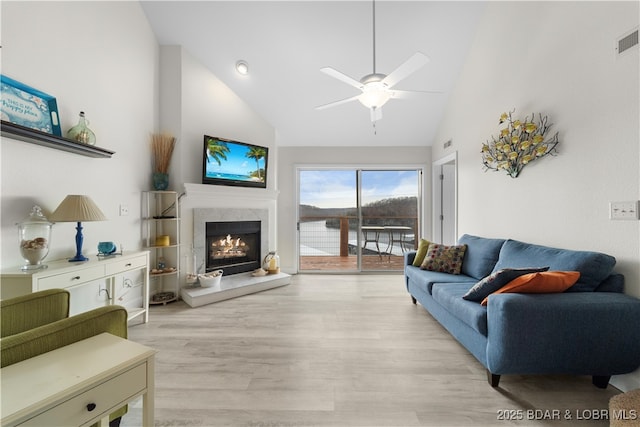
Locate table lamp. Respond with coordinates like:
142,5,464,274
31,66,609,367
50,195,107,262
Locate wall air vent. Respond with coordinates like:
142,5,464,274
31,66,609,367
617,28,638,55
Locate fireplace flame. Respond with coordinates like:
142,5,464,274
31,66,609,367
211,234,248,259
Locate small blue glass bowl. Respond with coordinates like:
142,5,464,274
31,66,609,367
98,241,116,255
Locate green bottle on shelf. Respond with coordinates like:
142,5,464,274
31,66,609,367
67,111,96,145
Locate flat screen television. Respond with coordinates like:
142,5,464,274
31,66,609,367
202,135,268,189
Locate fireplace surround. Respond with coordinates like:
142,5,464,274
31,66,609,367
184,193,289,308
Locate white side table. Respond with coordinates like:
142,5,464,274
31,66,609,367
1,333,156,427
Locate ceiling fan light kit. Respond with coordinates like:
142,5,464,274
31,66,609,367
316,0,438,128
358,82,392,108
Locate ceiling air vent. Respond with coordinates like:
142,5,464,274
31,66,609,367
617,28,638,55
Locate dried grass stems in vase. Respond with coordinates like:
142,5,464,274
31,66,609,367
151,133,176,190
151,133,176,174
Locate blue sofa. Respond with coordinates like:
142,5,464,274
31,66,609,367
404,234,640,388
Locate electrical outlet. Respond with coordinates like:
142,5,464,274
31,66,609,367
609,201,639,220
119,204,129,216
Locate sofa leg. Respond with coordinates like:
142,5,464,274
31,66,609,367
487,371,501,387
592,375,610,389
411,296,417,305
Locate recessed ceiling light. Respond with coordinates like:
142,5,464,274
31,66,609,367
235,60,249,75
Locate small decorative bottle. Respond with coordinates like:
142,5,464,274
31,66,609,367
17,206,52,270
67,111,96,145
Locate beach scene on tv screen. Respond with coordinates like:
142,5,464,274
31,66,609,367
205,137,267,183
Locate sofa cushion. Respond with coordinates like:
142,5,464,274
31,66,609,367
412,239,431,267
458,234,506,280
431,283,488,336
481,271,580,306
405,265,476,295
595,273,624,293
462,266,550,302
492,240,616,292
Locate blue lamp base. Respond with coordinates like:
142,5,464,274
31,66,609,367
69,221,89,262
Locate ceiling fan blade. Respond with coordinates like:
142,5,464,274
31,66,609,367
320,67,363,90
391,89,443,99
370,107,383,122
315,94,361,110
382,52,429,88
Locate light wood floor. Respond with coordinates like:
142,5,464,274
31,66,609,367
124,274,620,427
299,255,406,271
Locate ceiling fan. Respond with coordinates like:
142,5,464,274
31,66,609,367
316,0,439,125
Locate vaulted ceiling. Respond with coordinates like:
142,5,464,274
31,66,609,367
141,1,486,147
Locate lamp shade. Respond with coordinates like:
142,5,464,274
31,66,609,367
49,195,107,222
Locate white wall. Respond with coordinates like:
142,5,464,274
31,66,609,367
431,1,640,390
277,146,431,273
1,1,158,267
156,46,277,265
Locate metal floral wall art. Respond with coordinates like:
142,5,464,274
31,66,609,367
481,110,560,178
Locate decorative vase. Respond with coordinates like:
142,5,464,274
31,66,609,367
67,111,96,145
153,172,169,190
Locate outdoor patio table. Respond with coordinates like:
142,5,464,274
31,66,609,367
361,226,385,259
383,226,414,256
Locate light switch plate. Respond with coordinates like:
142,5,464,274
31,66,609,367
609,201,639,220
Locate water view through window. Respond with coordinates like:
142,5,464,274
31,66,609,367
298,169,421,272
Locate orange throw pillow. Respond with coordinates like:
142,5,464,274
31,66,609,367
481,271,580,306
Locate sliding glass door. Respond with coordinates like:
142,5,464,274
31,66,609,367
298,168,421,273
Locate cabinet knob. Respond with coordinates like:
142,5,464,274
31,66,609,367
125,263,132,267
87,403,97,412
71,276,81,280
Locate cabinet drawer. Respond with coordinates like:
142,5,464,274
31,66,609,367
37,266,106,290
19,362,147,427
105,255,147,275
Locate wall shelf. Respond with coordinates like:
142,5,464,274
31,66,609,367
1,120,115,158
142,191,181,305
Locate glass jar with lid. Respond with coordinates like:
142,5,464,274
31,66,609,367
17,205,52,270
262,251,280,274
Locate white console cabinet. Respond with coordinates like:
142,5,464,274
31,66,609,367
0,251,150,323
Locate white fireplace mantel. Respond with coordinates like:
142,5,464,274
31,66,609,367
180,183,279,276
183,183,279,203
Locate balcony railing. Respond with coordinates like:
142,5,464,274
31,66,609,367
299,215,418,271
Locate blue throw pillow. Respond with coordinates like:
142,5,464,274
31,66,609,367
462,266,549,302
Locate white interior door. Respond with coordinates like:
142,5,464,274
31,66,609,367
432,152,457,245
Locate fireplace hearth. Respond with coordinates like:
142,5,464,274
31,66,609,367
206,220,261,275
186,204,290,307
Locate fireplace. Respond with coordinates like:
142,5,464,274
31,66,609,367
205,221,261,275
